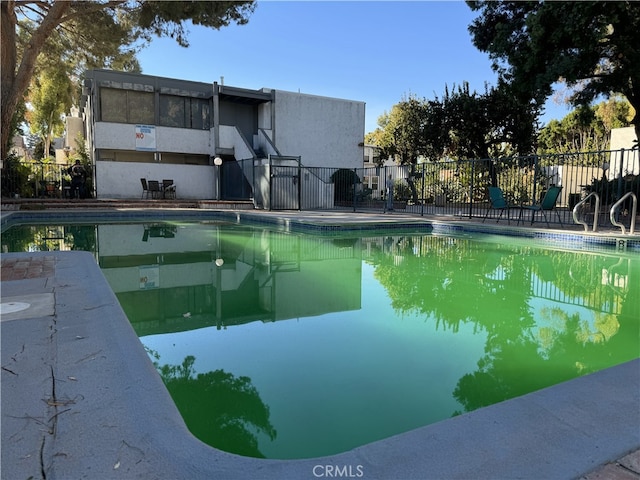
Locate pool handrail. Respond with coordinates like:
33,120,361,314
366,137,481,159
573,192,600,232
610,192,637,235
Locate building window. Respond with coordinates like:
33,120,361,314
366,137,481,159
97,150,209,165
160,95,211,129
101,89,127,123
160,95,185,128
191,98,211,130
161,153,210,165
98,149,155,163
366,175,379,192
100,88,210,129
100,88,154,124
128,91,154,124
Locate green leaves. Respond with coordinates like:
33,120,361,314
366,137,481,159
27,67,73,160
537,97,633,155
468,1,640,140
369,82,539,164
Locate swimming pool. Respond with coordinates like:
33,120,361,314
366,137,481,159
2,218,639,460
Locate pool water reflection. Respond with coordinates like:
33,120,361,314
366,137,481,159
3,222,639,459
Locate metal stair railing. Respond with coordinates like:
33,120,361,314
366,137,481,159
609,192,637,235
572,192,600,232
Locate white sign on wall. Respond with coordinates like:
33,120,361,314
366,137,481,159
135,125,156,151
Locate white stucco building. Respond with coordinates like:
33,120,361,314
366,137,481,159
80,70,365,204
609,126,639,178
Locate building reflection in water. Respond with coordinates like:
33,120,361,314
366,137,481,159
98,223,363,336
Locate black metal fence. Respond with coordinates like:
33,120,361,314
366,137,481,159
258,148,638,228
1,157,94,199
3,149,638,228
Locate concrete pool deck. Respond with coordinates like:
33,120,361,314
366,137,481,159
1,205,639,479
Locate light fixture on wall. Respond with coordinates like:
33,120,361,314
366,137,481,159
214,157,223,166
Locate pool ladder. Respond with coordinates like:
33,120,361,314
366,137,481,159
573,192,637,234
573,193,600,232
610,192,637,235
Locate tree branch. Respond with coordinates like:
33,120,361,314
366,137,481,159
57,0,128,24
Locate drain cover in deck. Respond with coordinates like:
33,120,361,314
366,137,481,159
0,302,31,314
0,293,54,321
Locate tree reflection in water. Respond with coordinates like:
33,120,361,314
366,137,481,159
150,353,276,458
370,235,639,416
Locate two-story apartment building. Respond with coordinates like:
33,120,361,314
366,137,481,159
80,70,365,205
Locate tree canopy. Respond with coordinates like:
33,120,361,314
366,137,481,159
156,355,276,458
366,82,539,164
26,66,73,160
537,97,633,155
366,96,429,165
467,1,640,142
365,83,540,199
441,81,539,160
1,0,255,163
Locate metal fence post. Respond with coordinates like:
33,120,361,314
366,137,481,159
352,168,357,212
617,148,625,201
297,158,302,211
252,158,257,208
612,148,626,223
532,154,540,204
468,160,475,218
420,163,425,217
268,154,273,211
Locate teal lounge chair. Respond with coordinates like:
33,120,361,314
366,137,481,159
518,186,563,227
482,187,518,224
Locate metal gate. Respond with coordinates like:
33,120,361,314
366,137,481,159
220,158,253,200
267,155,301,210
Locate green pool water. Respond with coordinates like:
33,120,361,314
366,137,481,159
3,221,639,459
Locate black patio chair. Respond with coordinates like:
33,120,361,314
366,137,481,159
162,179,176,199
140,178,150,199
518,186,564,227
482,187,519,224
147,180,162,199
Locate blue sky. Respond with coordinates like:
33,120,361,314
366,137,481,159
137,1,571,135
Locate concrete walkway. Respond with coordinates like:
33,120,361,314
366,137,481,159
1,207,639,479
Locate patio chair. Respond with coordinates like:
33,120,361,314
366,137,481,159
147,180,162,199
518,186,563,228
482,187,519,224
140,178,150,199
162,179,176,199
